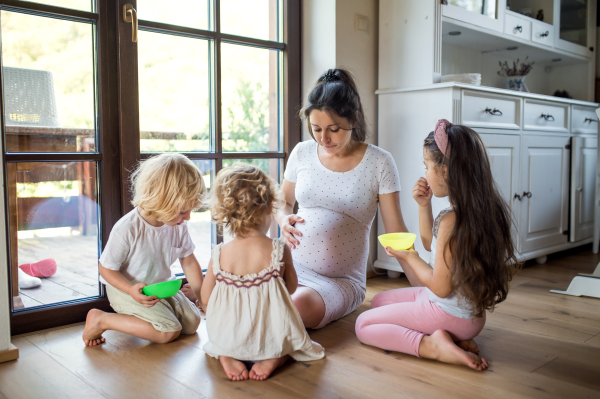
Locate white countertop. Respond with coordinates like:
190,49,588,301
376,82,599,108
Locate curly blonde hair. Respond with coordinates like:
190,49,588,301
131,153,206,222
209,163,282,237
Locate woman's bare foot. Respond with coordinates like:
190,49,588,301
419,330,488,371
219,356,249,381
82,309,106,346
181,284,198,303
249,356,289,381
456,339,479,354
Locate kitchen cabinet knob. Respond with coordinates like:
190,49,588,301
485,107,503,116
541,113,555,121
514,193,522,201
584,118,598,123
514,25,523,33
540,31,549,37
522,191,532,199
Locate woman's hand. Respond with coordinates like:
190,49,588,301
384,245,420,263
128,283,160,308
280,214,304,249
412,178,433,207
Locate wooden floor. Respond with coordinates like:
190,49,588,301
2,247,600,398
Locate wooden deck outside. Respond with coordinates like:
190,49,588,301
2,247,600,398
16,221,213,309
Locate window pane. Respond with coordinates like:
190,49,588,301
1,11,96,152
221,44,280,153
9,161,100,310
138,0,210,31
138,31,210,153
222,158,281,242
22,0,93,12
171,159,214,275
221,0,279,41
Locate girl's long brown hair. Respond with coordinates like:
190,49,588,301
425,125,520,317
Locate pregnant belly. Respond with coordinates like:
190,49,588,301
292,207,369,278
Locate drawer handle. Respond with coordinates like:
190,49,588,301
522,191,532,199
514,193,522,201
485,107,503,116
514,25,523,33
541,113,555,121
584,118,598,123
540,31,550,37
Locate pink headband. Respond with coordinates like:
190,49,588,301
434,119,451,156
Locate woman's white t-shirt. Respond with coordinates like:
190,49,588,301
99,207,195,287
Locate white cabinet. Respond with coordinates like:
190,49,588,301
519,135,570,252
570,136,598,241
480,133,521,251
442,0,507,32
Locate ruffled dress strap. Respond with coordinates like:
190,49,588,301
270,237,286,272
211,243,223,275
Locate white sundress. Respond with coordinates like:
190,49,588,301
203,237,325,362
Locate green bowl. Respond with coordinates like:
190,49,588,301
378,233,417,251
142,279,182,299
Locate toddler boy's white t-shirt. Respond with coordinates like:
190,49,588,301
99,207,195,287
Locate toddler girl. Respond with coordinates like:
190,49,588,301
355,120,518,370
201,164,324,381
83,153,206,346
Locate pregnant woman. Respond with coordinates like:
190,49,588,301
276,68,408,329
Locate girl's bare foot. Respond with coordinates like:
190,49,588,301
419,330,488,371
219,356,249,381
249,356,289,381
82,309,106,346
181,284,198,303
456,339,479,354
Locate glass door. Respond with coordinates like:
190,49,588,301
1,1,121,334
132,0,287,267
4,0,300,334
443,0,507,32
554,0,594,57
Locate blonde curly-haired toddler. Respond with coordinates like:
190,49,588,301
201,163,324,381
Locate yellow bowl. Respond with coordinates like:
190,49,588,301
378,233,417,250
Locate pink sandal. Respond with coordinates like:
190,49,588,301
19,258,57,278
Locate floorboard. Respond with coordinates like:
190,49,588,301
2,247,600,398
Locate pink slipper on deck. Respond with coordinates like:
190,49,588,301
19,258,57,278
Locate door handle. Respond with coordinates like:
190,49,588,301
485,107,503,116
123,3,138,43
514,193,522,201
540,31,550,37
514,25,523,33
522,191,532,199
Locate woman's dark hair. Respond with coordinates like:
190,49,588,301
424,125,520,317
301,68,367,142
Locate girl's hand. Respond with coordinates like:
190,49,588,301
412,178,433,207
385,246,419,262
280,214,304,249
128,283,160,308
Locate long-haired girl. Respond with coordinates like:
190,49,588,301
355,120,518,370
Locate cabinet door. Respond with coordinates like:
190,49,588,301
570,136,598,242
481,134,521,252
554,0,595,57
442,0,506,32
520,135,570,253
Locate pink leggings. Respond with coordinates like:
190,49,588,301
355,287,485,357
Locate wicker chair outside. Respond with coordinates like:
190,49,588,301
3,66,60,127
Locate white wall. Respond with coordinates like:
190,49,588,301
0,143,12,351
301,0,381,274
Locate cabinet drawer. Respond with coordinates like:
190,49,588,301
531,21,554,47
504,13,532,41
524,99,569,132
461,91,521,129
571,106,599,134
